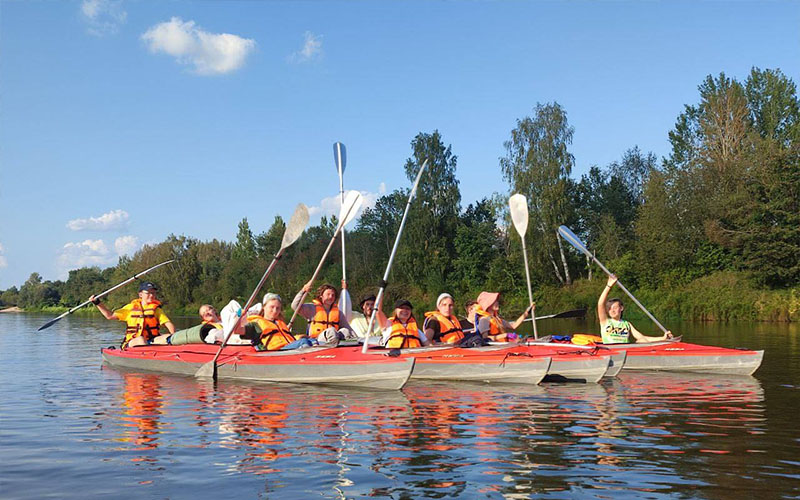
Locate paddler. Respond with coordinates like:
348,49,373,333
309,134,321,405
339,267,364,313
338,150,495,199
349,293,382,339
423,293,466,345
90,281,175,348
241,293,313,351
291,281,355,343
598,275,673,343
474,291,532,342
375,298,430,348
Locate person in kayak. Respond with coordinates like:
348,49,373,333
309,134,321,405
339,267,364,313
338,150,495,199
474,291,532,342
423,293,465,345
375,298,430,348
241,293,313,351
292,281,355,343
460,300,478,334
598,275,673,343
349,293,382,339
90,281,175,348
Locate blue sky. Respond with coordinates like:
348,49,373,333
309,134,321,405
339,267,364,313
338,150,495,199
1,0,798,289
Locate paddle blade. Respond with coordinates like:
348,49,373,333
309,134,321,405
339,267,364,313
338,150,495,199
37,317,61,331
558,225,590,257
553,308,587,319
333,142,346,176
339,289,353,323
281,203,310,249
509,193,529,238
338,190,363,229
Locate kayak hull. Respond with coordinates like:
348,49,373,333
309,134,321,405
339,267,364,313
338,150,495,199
398,346,552,385
545,354,610,383
101,344,415,390
604,342,764,376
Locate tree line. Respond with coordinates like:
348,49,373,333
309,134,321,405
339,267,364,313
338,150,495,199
4,68,798,322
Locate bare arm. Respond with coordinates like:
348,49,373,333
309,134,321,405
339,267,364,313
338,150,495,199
630,323,673,343
163,321,176,334
509,304,533,330
597,275,616,325
90,295,117,320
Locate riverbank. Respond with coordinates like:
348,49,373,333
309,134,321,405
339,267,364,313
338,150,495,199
8,271,798,322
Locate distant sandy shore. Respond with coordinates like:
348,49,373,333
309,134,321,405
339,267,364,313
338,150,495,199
0,306,23,313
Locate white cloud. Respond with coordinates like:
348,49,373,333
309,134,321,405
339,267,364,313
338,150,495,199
0,243,6,269
81,0,127,36
58,239,114,275
141,17,256,75
114,235,140,257
289,31,322,63
307,186,385,223
67,209,129,232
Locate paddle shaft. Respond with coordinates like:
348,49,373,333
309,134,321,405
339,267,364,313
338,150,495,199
361,160,428,353
37,259,174,331
209,249,286,368
287,199,360,331
519,238,538,339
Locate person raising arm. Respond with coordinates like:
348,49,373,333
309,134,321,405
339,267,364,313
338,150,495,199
598,275,673,344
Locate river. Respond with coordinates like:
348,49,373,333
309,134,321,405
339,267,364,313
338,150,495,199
1,313,798,498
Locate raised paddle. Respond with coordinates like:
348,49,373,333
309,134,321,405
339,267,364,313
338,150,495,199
287,190,363,332
195,203,310,379
526,308,587,321
557,225,669,334
509,193,538,339
333,142,353,323
361,160,428,353
37,259,175,331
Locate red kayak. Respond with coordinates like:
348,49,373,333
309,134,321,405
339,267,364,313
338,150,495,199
526,338,763,376
102,344,415,390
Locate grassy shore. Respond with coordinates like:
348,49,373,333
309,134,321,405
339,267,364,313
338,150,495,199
536,271,799,322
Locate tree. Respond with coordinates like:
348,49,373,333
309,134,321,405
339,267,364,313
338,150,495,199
500,102,574,284
452,199,502,295
398,131,461,292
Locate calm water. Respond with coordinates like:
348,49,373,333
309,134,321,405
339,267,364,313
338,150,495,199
1,313,798,499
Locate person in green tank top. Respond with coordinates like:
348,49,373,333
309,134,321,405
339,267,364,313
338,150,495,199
598,275,673,343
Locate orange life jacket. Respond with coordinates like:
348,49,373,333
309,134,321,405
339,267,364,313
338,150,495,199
247,315,296,351
474,305,505,340
308,299,340,339
123,299,163,347
423,311,465,344
202,320,222,329
386,316,422,349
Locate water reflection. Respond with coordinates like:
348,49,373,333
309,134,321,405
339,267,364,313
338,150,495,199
96,365,769,498
116,373,164,453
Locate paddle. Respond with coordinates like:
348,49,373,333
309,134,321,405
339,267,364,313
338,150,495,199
557,225,669,334
526,308,587,321
195,203,310,379
509,193,538,339
361,160,428,353
37,259,175,331
334,142,353,323
286,190,364,332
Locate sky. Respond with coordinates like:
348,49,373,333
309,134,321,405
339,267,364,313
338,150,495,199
1,0,799,289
